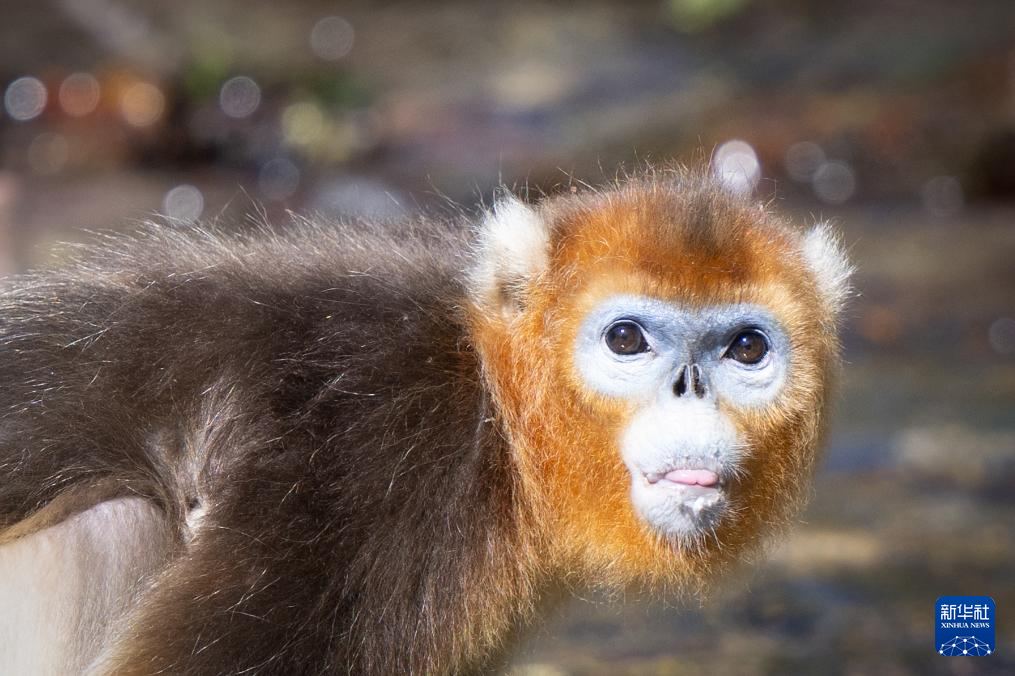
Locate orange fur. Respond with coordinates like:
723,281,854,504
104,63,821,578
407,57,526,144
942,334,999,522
468,171,844,596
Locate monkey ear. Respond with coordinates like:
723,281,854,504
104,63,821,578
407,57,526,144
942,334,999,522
469,194,551,316
801,222,854,318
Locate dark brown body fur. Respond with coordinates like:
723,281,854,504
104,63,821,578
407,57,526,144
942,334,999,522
0,220,532,673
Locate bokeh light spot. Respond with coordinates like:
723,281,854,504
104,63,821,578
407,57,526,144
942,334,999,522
162,184,205,222
812,161,856,204
27,133,70,175
4,77,48,121
59,73,101,117
784,141,825,182
713,139,760,195
219,76,261,119
120,81,165,127
310,16,355,61
282,101,326,147
988,317,1015,356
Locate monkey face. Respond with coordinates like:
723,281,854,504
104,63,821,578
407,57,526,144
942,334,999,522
573,297,791,543
469,172,850,584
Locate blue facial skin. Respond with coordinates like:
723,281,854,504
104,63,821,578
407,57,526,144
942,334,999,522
572,294,793,540
573,295,791,409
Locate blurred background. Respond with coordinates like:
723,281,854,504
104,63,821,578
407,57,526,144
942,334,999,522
1,0,1013,673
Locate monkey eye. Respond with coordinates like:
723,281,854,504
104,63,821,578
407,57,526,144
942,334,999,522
604,321,648,355
724,329,769,365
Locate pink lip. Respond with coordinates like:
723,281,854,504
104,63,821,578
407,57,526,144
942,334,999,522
658,469,719,487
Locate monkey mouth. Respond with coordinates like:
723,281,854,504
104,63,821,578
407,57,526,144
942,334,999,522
645,468,720,488
624,455,736,539
644,469,724,510
633,465,729,534
643,467,726,499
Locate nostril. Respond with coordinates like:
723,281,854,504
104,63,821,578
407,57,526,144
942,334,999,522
691,363,707,398
674,364,688,397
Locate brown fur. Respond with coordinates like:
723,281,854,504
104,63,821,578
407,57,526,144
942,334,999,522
0,168,846,674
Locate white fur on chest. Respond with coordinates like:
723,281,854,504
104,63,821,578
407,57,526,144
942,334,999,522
0,498,171,675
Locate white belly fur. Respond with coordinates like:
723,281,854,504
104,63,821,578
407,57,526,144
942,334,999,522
0,498,172,674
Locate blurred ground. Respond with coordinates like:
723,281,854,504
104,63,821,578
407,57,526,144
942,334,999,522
1,1,1014,674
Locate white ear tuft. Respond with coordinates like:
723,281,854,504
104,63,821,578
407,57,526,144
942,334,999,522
469,195,550,314
801,222,853,317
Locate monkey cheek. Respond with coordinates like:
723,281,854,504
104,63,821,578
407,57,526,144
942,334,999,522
628,478,728,542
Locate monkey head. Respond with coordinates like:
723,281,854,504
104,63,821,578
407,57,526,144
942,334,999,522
468,173,851,590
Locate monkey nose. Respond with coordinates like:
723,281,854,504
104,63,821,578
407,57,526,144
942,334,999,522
673,363,707,399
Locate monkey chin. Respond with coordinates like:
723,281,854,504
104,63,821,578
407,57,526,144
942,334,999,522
629,469,731,546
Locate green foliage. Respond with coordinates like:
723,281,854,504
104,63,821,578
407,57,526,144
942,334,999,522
666,0,752,32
